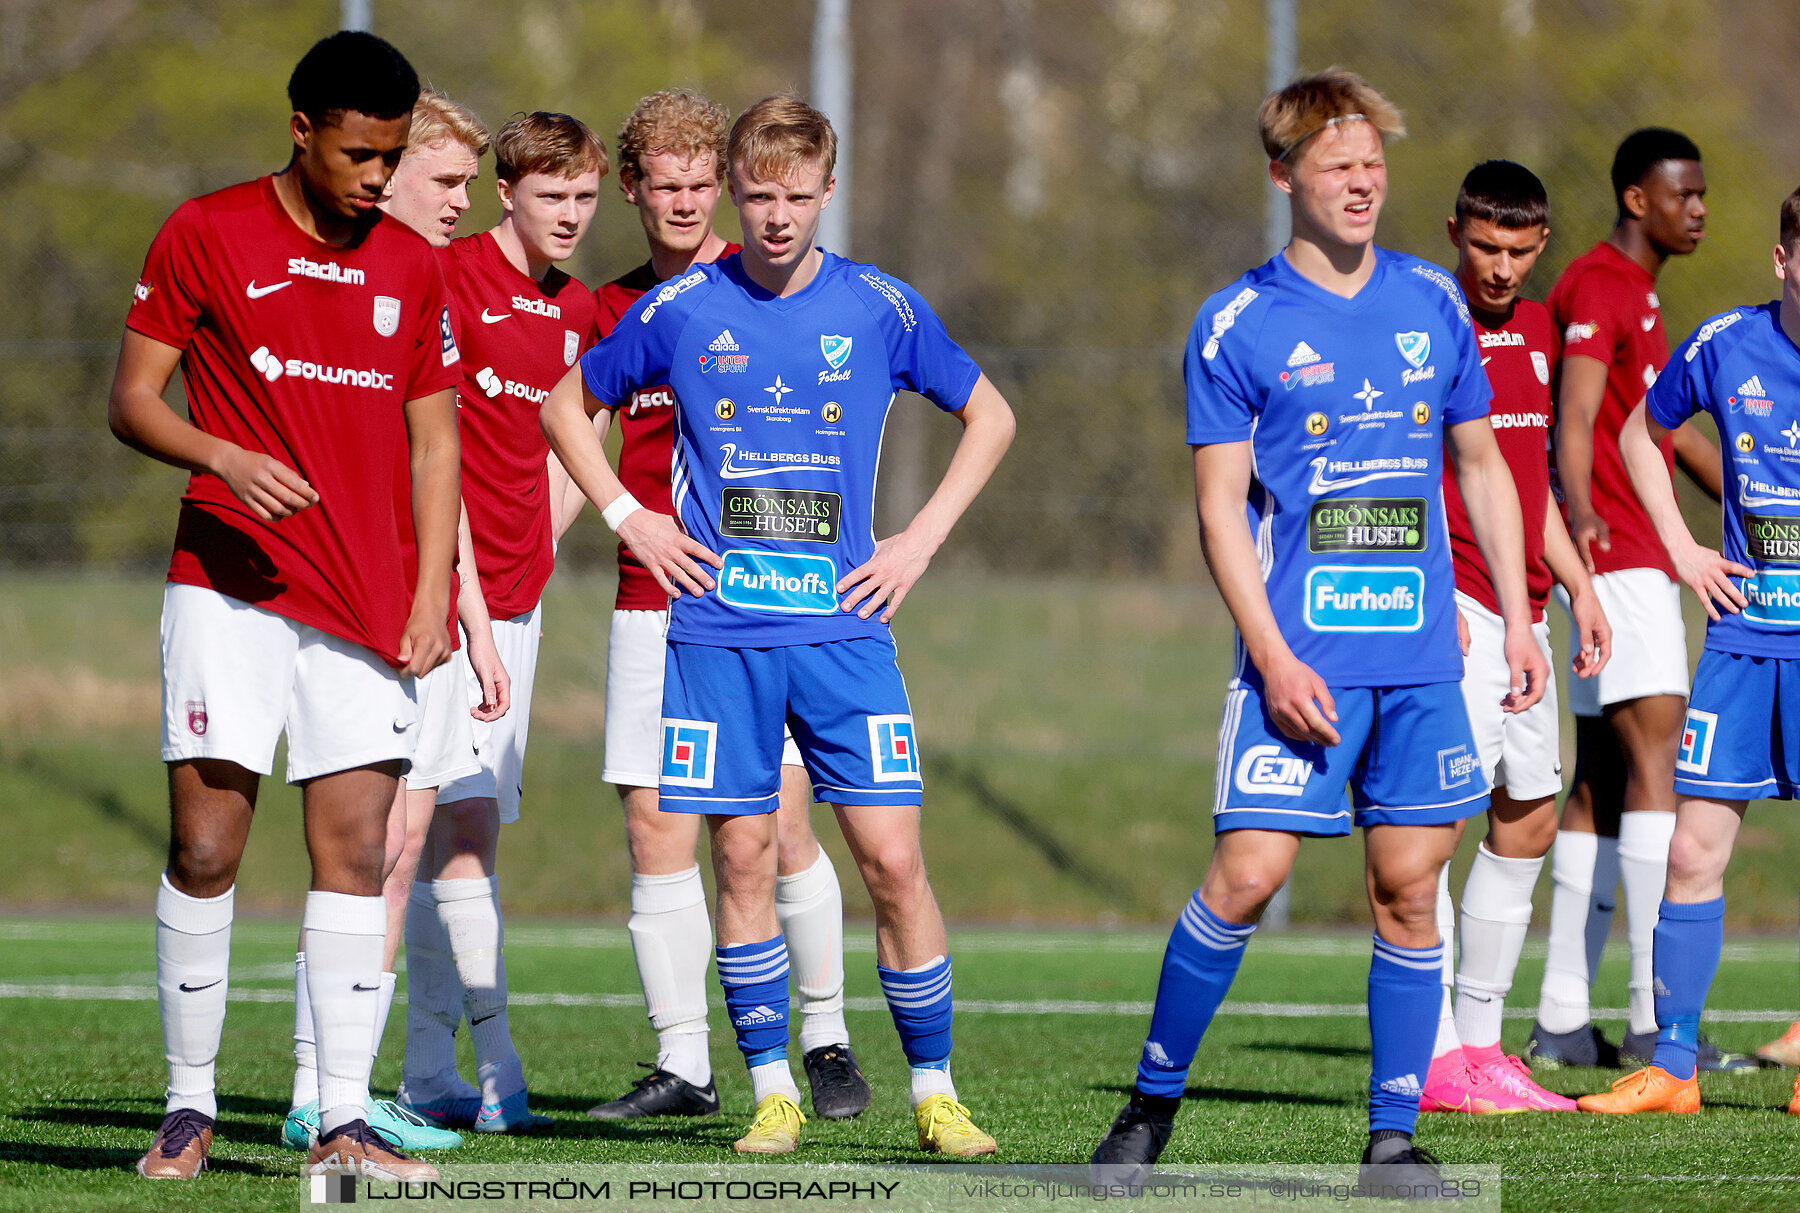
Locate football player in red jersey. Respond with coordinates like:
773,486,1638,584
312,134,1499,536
580,89,870,1124
279,88,505,1155
1531,130,1747,1072
1416,161,1610,1116
395,111,607,1134
111,32,456,1181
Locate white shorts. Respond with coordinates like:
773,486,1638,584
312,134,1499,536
439,603,540,824
603,608,801,788
1456,592,1562,800
160,584,416,784
1556,568,1689,717
406,654,483,791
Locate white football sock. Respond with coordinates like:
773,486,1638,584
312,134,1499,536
1431,862,1460,1058
911,1061,957,1106
749,1058,801,1104
374,971,396,1058
303,890,385,1137
1584,835,1620,1000
627,866,713,1087
436,875,523,1104
1538,831,1598,1033
402,880,464,1095
776,849,850,1054
155,873,234,1120
1455,845,1544,1050
291,951,317,1109
1619,811,1676,1036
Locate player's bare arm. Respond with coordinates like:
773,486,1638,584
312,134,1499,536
1541,484,1612,677
1620,401,1749,620
109,331,318,521
455,500,511,721
1194,440,1339,746
540,365,721,595
1554,352,1611,570
1670,419,1723,501
400,386,460,676
1446,416,1549,712
837,374,1016,623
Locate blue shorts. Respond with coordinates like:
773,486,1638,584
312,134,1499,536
1212,678,1489,836
1675,649,1800,800
659,637,922,814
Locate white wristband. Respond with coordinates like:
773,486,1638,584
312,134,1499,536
602,492,644,532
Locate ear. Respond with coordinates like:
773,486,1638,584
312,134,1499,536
1445,216,1460,250
620,172,640,205
496,176,515,213
290,111,313,154
1622,182,1649,221
820,174,836,210
1268,159,1294,197
1775,242,1789,283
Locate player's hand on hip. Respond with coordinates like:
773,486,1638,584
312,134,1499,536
1260,654,1340,746
1500,621,1549,713
618,509,721,598
215,445,317,521
1568,587,1612,678
466,631,511,721
397,612,453,678
1671,539,1751,621
837,531,934,623
1568,507,1611,573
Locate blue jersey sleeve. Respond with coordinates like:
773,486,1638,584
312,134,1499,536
1649,311,1739,431
1184,285,1264,444
1406,261,1490,425
578,266,709,406
852,267,980,410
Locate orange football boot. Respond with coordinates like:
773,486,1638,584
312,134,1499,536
1577,1066,1700,1114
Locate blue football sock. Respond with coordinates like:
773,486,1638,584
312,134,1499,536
1368,934,1443,1135
1650,897,1724,1081
1135,892,1256,1098
877,954,953,1066
716,936,790,1067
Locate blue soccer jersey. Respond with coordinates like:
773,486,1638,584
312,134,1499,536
1185,249,1492,687
1648,300,1800,657
579,252,981,647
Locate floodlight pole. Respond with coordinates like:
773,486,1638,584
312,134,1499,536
341,0,371,32
811,0,852,257
1262,0,1295,932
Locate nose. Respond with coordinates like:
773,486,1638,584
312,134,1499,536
451,183,470,212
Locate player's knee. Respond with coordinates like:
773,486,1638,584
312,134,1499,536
1205,869,1281,922
166,835,241,895
857,838,926,905
1372,874,1440,930
1665,826,1726,887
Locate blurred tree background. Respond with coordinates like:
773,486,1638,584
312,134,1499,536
4,0,1791,572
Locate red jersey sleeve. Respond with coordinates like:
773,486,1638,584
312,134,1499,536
127,200,210,350
403,258,461,400
1557,268,1626,365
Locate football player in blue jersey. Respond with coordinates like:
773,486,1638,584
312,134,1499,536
1579,187,1800,1115
1091,70,1547,1194
541,94,1014,1156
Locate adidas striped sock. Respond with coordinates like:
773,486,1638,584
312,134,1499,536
1135,892,1255,1098
1368,934,1443,1135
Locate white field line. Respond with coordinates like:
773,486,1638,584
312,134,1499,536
0,980,1791,1023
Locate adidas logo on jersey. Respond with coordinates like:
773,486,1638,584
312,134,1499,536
1740,375,1769,398
710,329,741,351
1143,1041,1174,1068
1286,341,1320,367
1377,1073,1423,1097
734,1004,782,1026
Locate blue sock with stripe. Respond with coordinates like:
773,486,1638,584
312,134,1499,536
878,954,954,1066
1368,935,1443,1135
717,936,790,1066
1650,897,1724,1081
1135,892,1256,1098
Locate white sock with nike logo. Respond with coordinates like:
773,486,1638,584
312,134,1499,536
303,890,385,1138
155,871,234,1119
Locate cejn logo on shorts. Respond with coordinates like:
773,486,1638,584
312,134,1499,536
1741,571,1800,626
248,345,394,390
868,714,920,782
1233,744,1312,798
716,550,838,614
661,719,717,788
1303,566,1425,632
1677,709,1717,775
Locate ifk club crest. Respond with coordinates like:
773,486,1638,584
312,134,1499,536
820,334,852,369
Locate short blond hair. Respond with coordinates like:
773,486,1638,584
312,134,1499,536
727,93,836,184
616,88,729,187
1258,68,1404,163
494,111,608,184
409,88,489,157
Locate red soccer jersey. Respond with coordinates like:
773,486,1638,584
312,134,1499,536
1443,299,1559,623
443,232,599,620
127,177,461,667
1548,240,1677,578
593,244,742,611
